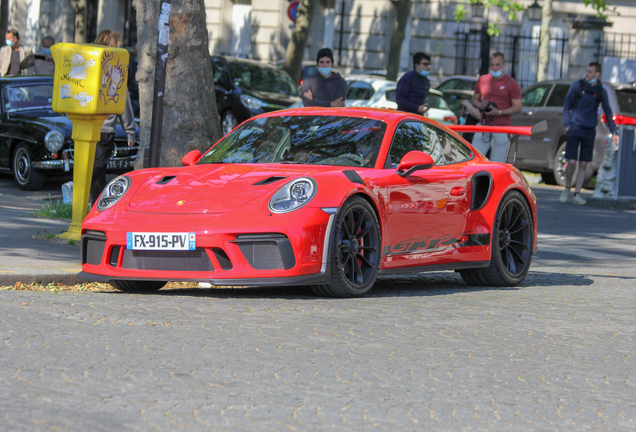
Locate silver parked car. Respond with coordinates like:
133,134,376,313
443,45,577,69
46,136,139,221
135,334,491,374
511,79,636,186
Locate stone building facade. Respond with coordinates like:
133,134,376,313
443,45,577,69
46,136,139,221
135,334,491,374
4,0,636,85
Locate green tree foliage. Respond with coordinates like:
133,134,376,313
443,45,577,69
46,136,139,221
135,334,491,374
454,0,618,36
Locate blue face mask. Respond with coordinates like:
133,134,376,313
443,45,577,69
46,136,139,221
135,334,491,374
318,67,332,77
588,78,596,84
490,69,503,78
42,47,51,55
419,70,430,77
5,39,13,47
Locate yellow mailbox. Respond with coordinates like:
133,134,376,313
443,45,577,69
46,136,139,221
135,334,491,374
52,43,130,115
50,43,130,241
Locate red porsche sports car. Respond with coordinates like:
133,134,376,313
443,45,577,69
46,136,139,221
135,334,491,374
80,107,542,297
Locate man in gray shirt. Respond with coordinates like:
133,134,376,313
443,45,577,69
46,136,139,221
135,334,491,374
0,29,33,76
300,48,347,107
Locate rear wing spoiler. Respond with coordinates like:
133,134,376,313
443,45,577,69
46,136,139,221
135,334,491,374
448,121,548,164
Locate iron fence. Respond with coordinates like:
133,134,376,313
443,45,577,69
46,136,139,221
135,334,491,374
454,31,569,89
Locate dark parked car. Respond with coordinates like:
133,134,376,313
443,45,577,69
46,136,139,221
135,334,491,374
511,79,636,186
0,76,139,190
212,56,301,135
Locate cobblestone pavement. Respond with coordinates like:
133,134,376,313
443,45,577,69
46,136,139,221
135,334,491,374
2,189,636,431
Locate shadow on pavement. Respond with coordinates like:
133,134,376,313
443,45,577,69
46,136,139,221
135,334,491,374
97,269,596,299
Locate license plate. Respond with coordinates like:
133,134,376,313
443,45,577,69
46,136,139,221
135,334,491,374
126,232,196,250
108,159,130,169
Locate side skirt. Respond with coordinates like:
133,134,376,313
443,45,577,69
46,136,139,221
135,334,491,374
378,261,490,275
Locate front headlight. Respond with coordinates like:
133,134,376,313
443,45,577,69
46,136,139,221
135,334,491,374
240,93,263,110
44,131,64,152
96,175,131,211
269,177,317,213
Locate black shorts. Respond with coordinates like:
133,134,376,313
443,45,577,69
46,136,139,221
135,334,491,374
565,124,595,162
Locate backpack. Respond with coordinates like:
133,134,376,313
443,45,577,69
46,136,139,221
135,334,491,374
574,78,603,107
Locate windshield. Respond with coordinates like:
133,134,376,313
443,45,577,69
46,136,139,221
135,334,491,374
3,83,53,112
198,115,386,168
229,62,299,97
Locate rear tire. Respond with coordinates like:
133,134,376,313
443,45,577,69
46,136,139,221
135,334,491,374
110,280,167,293
552,141,593,188
311,197,381,298
460,190,533,286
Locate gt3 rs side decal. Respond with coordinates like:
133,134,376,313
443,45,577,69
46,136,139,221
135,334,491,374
383,233,491,256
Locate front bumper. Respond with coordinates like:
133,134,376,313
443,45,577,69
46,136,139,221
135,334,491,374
32,144,139,172
80,207,335,286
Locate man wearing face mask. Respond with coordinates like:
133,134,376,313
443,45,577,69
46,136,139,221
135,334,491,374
301,48,346,107
560,62,619,205
0,29,33,77
396,52,431,115
469,52,522,163
20,36,55,75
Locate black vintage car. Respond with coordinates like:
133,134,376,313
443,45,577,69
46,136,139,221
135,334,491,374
211,56,301,135
0,76,139,190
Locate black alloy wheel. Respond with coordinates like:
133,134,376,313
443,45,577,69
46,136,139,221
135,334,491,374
312,197,381,298
460,190,534,286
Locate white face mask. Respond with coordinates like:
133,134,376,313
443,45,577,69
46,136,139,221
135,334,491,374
5,39,13,47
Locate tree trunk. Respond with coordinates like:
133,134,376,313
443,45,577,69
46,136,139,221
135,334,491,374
0,0,9,44
386,0,411,82
536,0,553,82
283,0,319,84
135,0,221,168
74,0,86,43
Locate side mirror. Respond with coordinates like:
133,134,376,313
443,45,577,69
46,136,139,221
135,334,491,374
397,151,434,177
531,120,548,141
181,150,201,166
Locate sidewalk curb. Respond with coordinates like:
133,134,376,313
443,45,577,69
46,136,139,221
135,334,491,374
0,273,83,287
586,197,636,210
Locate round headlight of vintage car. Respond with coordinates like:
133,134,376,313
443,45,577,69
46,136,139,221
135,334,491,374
44,131,64,152
269,177,317,213
240,93,263,110
96,175,131,211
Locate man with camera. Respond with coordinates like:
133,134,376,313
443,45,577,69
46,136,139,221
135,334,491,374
469,53,522,162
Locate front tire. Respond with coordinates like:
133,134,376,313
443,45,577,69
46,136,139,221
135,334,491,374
311,197,381,298
110,280,167,293
13,143,45,190
460,190,534,286
221,110,238,135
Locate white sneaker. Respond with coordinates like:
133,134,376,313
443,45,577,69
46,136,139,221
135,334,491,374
572,194,587,206
559,189,571,203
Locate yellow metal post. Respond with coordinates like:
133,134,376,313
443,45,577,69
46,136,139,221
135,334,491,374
56,114,107,240
49,42,130,241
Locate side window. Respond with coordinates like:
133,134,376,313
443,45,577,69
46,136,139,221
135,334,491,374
438,79,458,91
388,121,445,168
346,81,375,100
212,61,229,87
439,130,473,163
546,84,570,107
386,89,396,102
521,84,552,108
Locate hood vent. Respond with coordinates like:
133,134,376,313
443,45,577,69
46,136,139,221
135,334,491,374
157,175,177,185
253,176,287,186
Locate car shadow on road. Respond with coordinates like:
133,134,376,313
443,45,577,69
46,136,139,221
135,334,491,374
105,269,595,299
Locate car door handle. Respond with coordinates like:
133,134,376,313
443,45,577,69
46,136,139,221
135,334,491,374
524,111,533,116
450,186,465,197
